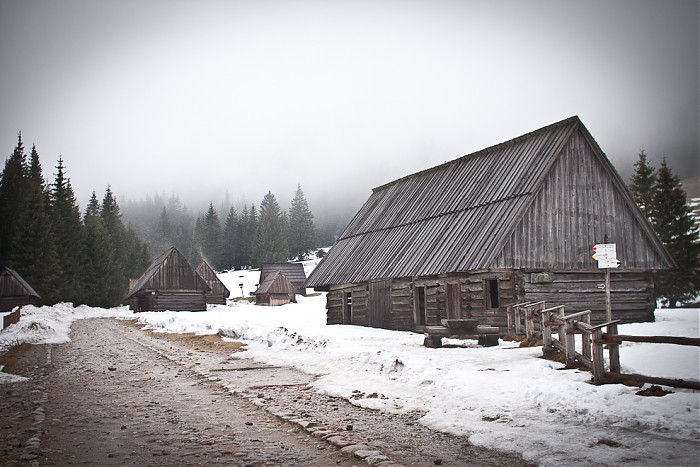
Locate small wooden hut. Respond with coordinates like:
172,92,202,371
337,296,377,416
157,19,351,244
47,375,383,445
0,267,40,312
306,116,674,332
0,267,39,328
196,260,230,305
260,263,307,295
126,247,210,312
254,270,297,306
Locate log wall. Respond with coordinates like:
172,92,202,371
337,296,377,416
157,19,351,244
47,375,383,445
516,270,655,323
324,269,654,331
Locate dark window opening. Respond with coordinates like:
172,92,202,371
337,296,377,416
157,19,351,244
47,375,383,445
415,286,426,326
343,292,352,324
486,279,500,309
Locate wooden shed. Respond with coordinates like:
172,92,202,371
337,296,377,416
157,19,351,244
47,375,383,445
196,260,230,305
254,270,297,306
0,267,39,328
260,263,307,295
126,247,210,312
305,116,674,332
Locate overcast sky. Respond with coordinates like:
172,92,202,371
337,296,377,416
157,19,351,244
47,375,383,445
1,0,698,213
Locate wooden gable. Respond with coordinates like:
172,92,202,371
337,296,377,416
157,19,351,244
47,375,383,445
491,126,674,270
196,260,230,304
127,247,209,298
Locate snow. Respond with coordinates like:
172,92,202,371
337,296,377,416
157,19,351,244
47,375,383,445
0,268,698,465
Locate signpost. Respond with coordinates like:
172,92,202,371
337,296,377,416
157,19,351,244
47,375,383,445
592,243,620,321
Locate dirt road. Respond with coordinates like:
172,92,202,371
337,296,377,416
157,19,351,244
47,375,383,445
1,318,530,466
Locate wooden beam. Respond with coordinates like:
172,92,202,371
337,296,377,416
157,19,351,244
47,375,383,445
604,372,700,391
602,334,700,347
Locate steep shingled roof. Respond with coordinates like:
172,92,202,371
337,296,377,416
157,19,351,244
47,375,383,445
260,263,306,294
0,267,40,298
254,270,297,296
126,247,209,298
306,116,672,288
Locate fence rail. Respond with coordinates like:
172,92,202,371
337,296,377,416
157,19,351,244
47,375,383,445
509,301,700,390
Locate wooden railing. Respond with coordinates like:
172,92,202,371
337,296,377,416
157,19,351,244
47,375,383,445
506,301,545,338
509,301,700,390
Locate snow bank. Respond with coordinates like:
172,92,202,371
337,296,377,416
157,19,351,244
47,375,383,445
1,294,698,465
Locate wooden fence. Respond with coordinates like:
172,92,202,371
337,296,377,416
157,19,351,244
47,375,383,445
507,302,700,390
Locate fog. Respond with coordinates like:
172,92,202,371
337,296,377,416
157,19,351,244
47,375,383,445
1,0,698,215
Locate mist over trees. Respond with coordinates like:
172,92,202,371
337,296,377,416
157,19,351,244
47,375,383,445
122,186,323,271
628,151,700,307
0,134,150,307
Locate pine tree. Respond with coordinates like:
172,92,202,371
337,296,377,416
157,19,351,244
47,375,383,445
196,202,223,270
49,156,85,304
10,146,62,304
288,184,317,260
252,191,288,266
628,150,656,219
0,133,28,266
82,196,125,307
156,206,174,253
651,159,700,307
237,204,257,268
221,206,239,270
101,186,126,261
123,224,150,279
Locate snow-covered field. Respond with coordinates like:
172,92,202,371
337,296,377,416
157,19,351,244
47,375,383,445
1,265,698,466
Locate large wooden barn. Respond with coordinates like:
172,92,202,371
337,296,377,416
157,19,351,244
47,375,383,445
127,247,210,312
196,260,230,305
305,116,674,332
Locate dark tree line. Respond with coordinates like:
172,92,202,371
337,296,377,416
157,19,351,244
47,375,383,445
0,134,150,307
628,150,700,307
123,185,319,272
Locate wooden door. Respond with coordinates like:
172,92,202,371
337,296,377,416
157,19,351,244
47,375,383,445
446,282,461,319
369,279,391,328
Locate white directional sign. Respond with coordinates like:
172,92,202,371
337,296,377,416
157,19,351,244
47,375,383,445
591,243,620,269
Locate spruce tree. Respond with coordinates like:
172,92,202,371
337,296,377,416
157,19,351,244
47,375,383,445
101,186,126,261
196,202,223,270
10,146,62,304
288,184,317,260
49,157,85,304
82,196,125,307
221,206,239,270
0,133,28,266
252,191,288,266
651,159,700,307
237,204,257,269
628,150,656,219
123,223,151,279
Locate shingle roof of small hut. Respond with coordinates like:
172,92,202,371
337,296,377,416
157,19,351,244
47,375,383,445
306,116,674,288
254,270,297,296
260,263,306,293
196,260,230,298
126,247,209,298
0,267,40,298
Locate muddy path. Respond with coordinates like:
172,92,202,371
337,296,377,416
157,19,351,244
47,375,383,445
1,318,531,466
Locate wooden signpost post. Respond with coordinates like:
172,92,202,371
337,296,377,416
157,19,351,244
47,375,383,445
591,243,620,321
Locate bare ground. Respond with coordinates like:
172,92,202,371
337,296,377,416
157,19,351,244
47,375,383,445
0,317,532,466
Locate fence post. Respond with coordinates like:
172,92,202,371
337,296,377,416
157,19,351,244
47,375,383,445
581,313,592,362
607,323,621,374
565,320,576,368
541,309,552,348
591,327,605,384
506,305,513,335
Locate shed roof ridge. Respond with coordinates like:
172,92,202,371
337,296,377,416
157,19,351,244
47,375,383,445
338,191,532,241
372,116,581,193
